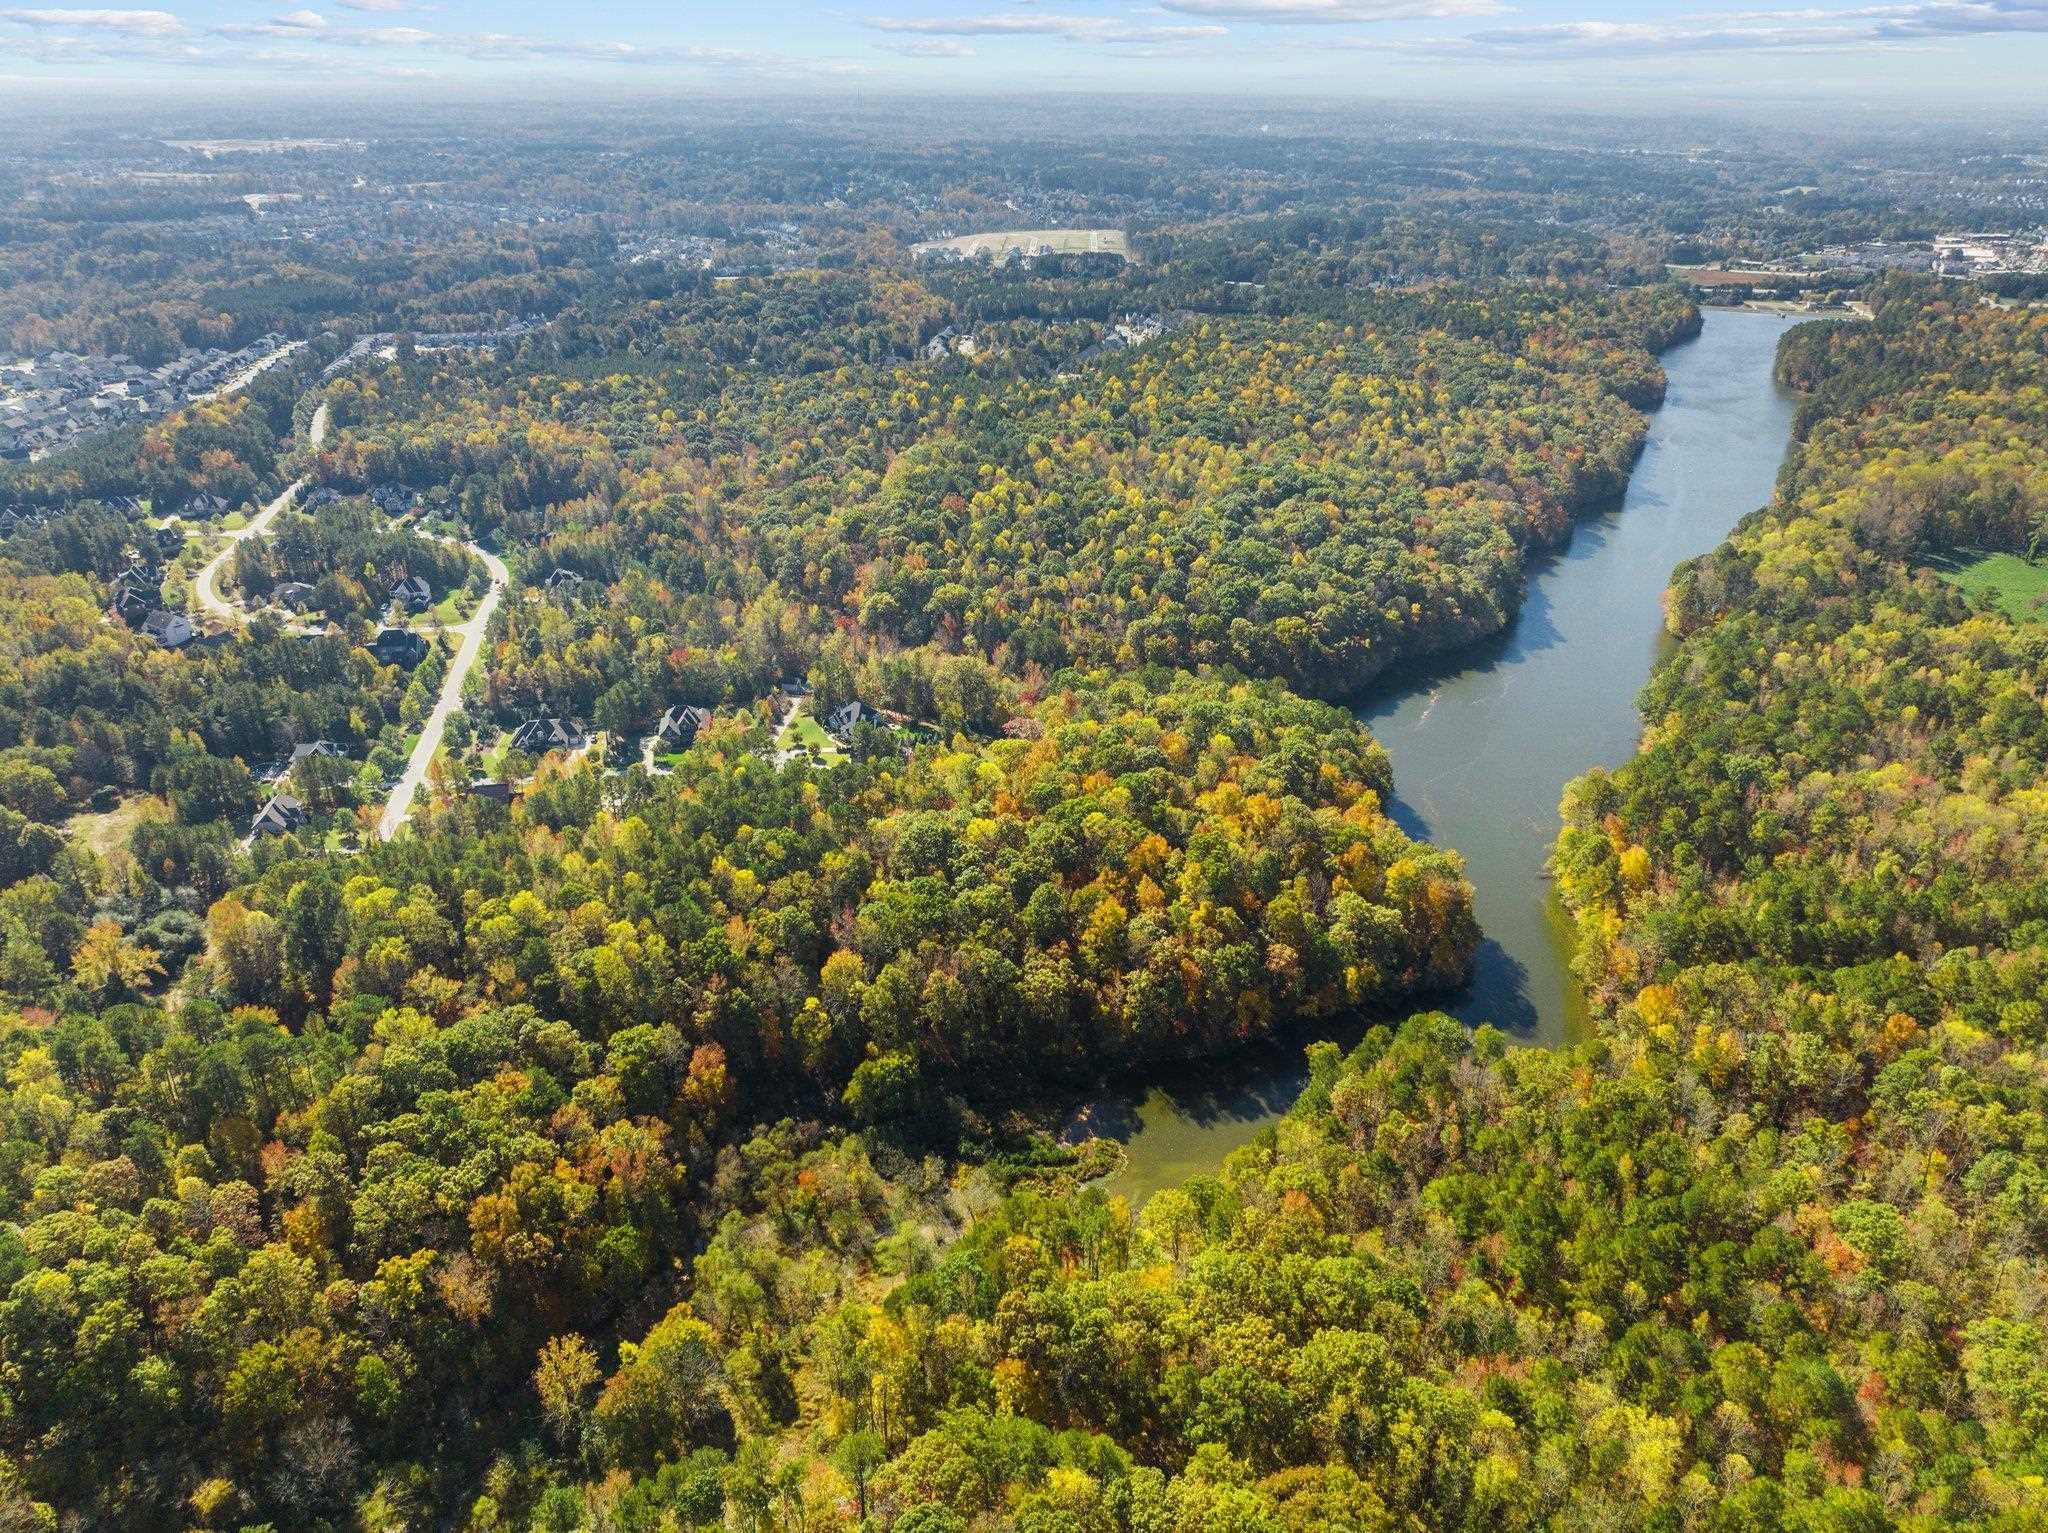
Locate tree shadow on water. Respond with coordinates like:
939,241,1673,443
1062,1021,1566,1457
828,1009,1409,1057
1447,937,1543,1036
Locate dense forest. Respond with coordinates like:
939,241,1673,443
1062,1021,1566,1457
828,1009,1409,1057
0,97,2045,1529
322,276,1692,722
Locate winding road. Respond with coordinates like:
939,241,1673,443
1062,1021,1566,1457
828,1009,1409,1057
191,401,327,622
376,538,507,842
192,389,509,843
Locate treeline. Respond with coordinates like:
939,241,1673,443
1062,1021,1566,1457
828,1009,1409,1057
0,670,1475,1528
326,274,1694,719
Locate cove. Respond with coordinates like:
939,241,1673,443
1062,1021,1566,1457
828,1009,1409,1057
1067,309,1806,1205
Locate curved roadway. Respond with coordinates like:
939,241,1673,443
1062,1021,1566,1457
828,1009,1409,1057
376,539,508,841
191,401,326,622
190,391,509,843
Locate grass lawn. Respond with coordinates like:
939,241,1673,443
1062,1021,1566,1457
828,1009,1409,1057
69,794,171,859
1925,548,2048,623
778,708,845,763
479,730,514,777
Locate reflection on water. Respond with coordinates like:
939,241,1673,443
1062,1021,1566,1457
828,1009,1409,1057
1064,1037,1339,1207
1361,310,1803,1045
1071,311,1808,1204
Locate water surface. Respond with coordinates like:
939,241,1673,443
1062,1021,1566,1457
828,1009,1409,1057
1070,311,1805,1205
1358,310,1804,1041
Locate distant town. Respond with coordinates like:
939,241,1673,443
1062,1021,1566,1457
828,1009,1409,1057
0,334,299,461
1671,227,2048,307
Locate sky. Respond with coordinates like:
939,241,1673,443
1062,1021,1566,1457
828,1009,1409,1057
2,0,2048,102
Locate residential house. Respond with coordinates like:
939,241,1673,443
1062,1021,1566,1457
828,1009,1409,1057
509,716,585,755
389,574,433,612
466,778,513,803
273,581,316,612
249,792,309,839
655,704,713,749
290,740,346,767
111,567,161,615
371,627,429,668
539,567,585,599
113,587,155,627
184,492,231,519
825,700,879,737
141,610,195,649
369,484,415,516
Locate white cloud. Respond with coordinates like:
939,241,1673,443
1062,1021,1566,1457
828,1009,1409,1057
876,36,978,54
331,0,410,9
865,11,1227,42
1375,0,2048,56
203,16,864,74
1872,0,2048,35
1158,0,1503,21
0,7,181,33
320,23,432,43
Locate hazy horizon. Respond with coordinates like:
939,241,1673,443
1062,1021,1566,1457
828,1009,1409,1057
3,0,2048,106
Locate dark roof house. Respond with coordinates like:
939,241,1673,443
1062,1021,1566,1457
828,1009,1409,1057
111,567,162,621
389,574,433,612
249,792,309,839
509,716,586,755
111,564,160,599
111,589,151,630
290,741,346,766
113,587,154,627
825,700,879,736
540,567,585,597
274,581,316,611
655,704,713,747
371,627,429,668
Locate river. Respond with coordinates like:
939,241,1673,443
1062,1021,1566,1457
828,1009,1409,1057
1067,310,1805,1205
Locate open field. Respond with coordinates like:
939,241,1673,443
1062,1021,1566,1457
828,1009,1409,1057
1667,264,1808,286
912,228,1130,261
1925,547,2048,622
69,794,169,860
